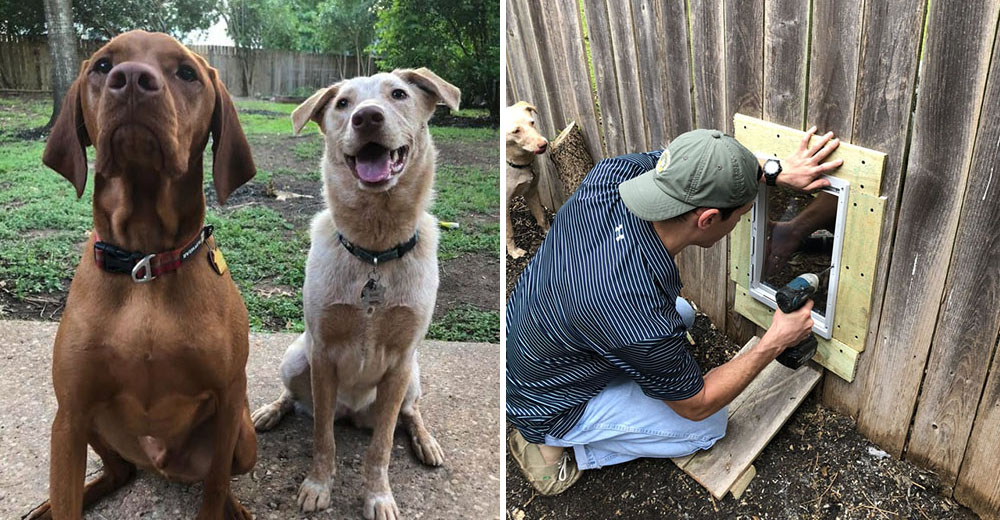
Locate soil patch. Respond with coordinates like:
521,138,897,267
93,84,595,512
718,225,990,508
436,252,500,319
247,134,322,175
504,199,978,520
435,137,500,171
429,112,497,128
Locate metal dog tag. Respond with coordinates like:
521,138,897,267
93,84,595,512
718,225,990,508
360,278,384,307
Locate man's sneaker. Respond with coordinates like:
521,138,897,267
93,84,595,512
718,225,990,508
508,429,581,495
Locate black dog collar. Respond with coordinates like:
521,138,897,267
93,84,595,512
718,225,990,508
506,160,532,169
94,225,213,283
337,232,419,265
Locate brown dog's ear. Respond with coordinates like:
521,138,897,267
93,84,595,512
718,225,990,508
43,67,91,198
393,68,461,112
291,84,341,135
210,68,255,204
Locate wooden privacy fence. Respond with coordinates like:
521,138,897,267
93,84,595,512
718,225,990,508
0,37,372,97
506,0,1000,516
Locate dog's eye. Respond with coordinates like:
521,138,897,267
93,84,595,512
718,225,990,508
391,89,408,100
93,58,113,74
335,98,349,109
177,65,198,82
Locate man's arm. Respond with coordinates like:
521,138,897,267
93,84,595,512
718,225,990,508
665,300,815,421
759,126,844,192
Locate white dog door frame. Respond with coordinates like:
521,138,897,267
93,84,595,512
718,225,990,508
747,175,850,340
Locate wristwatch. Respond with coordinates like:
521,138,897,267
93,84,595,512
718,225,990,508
763,159,782,186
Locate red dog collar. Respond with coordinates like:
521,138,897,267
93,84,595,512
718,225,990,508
93,225,213,283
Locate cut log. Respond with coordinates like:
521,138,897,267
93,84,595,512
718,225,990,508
549,120,595,198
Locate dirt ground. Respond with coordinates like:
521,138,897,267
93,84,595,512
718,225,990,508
505,202,978,519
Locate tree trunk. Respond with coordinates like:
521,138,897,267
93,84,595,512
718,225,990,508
43,0,76,129
549,121,594,198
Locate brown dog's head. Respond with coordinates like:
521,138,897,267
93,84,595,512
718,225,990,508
503,101,548,162
291,68,460,193
43,30,254,204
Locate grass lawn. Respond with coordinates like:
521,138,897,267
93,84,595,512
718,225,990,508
0,94,499,343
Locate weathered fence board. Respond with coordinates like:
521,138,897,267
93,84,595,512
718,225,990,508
955,335,1000,515
549,0,603,163
763,0,808,128
856,0,1000,457
820,0,928,419
0,38,367,97
605,1,647,150
581,0,627,157
905,23,1000,486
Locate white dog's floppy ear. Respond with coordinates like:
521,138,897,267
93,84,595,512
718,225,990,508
512,100,537,114
393,68,461,112
292,83,342,134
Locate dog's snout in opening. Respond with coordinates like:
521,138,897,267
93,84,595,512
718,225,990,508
108,62,163,98
352,105,386,134
537,141,548,154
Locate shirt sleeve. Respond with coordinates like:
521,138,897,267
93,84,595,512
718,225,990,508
604,335,705,401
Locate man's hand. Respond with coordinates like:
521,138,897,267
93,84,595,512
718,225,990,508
777,126,844,191
758,300,815,359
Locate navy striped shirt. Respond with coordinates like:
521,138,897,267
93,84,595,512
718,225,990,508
506,151,704,444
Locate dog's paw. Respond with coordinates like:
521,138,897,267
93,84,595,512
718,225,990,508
411,432,445,467
251,403,284,431
297,476,333,513
363,491,400,520
508,247,526,259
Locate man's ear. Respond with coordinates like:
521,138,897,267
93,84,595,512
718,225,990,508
210,68,256,204
291,83,341,135
393,68,461,113
695,208,719,229
43,62,91,198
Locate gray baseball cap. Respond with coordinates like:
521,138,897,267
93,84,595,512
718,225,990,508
619,129,761,221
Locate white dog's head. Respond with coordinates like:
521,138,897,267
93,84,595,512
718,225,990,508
503,101,548,163
292,68,460,193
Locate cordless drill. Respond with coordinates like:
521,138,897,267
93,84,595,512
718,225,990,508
774,271,823,369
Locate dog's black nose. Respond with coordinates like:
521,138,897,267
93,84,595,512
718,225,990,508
108,62,162,99
352,106,385,132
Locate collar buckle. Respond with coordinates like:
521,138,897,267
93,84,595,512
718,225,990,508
131,254,157,283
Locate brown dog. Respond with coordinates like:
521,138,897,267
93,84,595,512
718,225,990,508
28,30,257,519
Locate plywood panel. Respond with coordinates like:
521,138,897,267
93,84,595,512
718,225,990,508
822,0,928,420
906,22,1000,486
857,0,1000,458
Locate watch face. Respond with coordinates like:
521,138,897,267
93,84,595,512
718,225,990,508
764,160,780,175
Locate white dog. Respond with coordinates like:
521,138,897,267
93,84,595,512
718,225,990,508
504,101,550,258
251,68,460,520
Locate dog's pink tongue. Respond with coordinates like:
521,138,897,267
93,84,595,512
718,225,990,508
356,153,391,183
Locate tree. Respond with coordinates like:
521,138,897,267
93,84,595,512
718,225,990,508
373,0,499,117
42,0,76,128
315,0,375,76
0,0,221,40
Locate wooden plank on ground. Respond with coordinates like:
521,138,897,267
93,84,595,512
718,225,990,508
723,0,763,346
822,0,928,419
763,0,808,128
856,0,1000,458
906,21,1000,486
955,335,1000,518
581,0,626,156
673,337,822,499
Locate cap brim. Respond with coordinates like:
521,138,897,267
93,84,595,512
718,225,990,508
619,170,696,221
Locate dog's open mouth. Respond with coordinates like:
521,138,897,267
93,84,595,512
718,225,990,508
345,143,409,185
